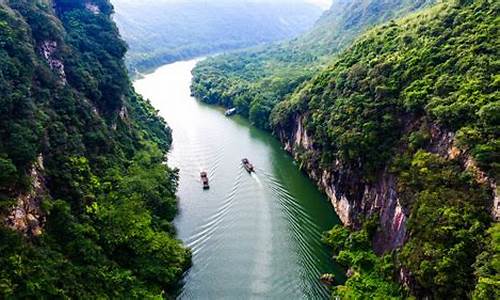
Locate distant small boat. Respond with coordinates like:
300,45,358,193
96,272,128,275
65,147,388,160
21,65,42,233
225,108,237,116
242,158,255,173
200,172,210,189
320,273,335,286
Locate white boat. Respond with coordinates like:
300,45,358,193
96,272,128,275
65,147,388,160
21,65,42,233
225,108,237,116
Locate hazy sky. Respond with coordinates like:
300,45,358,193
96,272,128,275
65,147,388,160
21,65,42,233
113,0,332,10
304,0,331,9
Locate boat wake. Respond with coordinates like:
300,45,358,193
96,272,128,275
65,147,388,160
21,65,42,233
250,171,263,187
135,59,341,299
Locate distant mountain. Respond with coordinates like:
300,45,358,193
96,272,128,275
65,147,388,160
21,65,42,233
112,0,324,74
192,0,499,298
191,0,434,128
296,0,434,55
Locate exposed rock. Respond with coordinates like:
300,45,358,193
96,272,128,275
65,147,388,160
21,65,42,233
119,105,129,122
346,268,355,277
91,105,99,116
398,267,414,290
112,104,130,130
277,114,497,254
491,181,499,221
39,40,66,83
428,123,499,221
279,114,407,253
294,115,313,150
85,2,100,15
5,154,48,237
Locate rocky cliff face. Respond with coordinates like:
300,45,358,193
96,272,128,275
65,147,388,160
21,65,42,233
427,124,499,221
278,114,497,254
5,154,47,237
279,114,407,253
39,40,66,84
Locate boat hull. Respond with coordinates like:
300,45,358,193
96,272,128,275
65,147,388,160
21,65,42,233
242,159,255,173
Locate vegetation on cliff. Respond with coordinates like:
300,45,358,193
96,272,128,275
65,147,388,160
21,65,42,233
473,223,500,299
323,219,403,299
0,0,189,297
274,0,499,298
324,151,494,299
192,0,499,298
191,0,435,129
395,151,492,298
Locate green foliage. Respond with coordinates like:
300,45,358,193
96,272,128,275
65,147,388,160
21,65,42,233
127,92,173,152
0,0,189,297
0,157,16,188
191,0,435,130
59,1,129,113
472,223,500,300
113,0,323,74
396,151,491,298
0,3,43,190
193,0,498,298
275,0,498,177
323,222,403,299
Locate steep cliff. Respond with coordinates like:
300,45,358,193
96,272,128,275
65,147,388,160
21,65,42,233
0,0,189,297
279,115,497,254
272,0,498,297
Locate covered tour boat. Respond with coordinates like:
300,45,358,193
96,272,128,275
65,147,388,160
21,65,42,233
242,158,255,173
200,171,210,189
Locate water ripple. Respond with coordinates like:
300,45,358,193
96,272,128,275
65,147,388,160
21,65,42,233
134,59,342,300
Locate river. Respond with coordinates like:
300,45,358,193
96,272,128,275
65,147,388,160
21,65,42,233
134,59,344,299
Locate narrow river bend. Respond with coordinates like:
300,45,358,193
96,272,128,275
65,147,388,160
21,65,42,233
134,59,344,299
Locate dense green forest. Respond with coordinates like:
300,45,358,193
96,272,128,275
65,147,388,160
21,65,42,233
113,0,324,74
193,0,499,298
0,0,497,298
287,1,499,297
191,0,435,129
0,0,189,297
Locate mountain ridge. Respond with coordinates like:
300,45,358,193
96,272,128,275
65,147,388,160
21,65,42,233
191,0,436,129
192,0,499,298
0,0,189,297
113,0,324,74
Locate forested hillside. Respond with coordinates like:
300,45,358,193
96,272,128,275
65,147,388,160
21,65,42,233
279,0,499,298
191,0,434,129
193,0,499,298
0,0,189,297
113,0,323,74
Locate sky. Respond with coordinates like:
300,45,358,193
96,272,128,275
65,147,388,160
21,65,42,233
304,0,331,10
114,0,332,11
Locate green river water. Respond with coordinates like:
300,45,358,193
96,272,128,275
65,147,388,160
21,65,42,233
134,59,344,299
